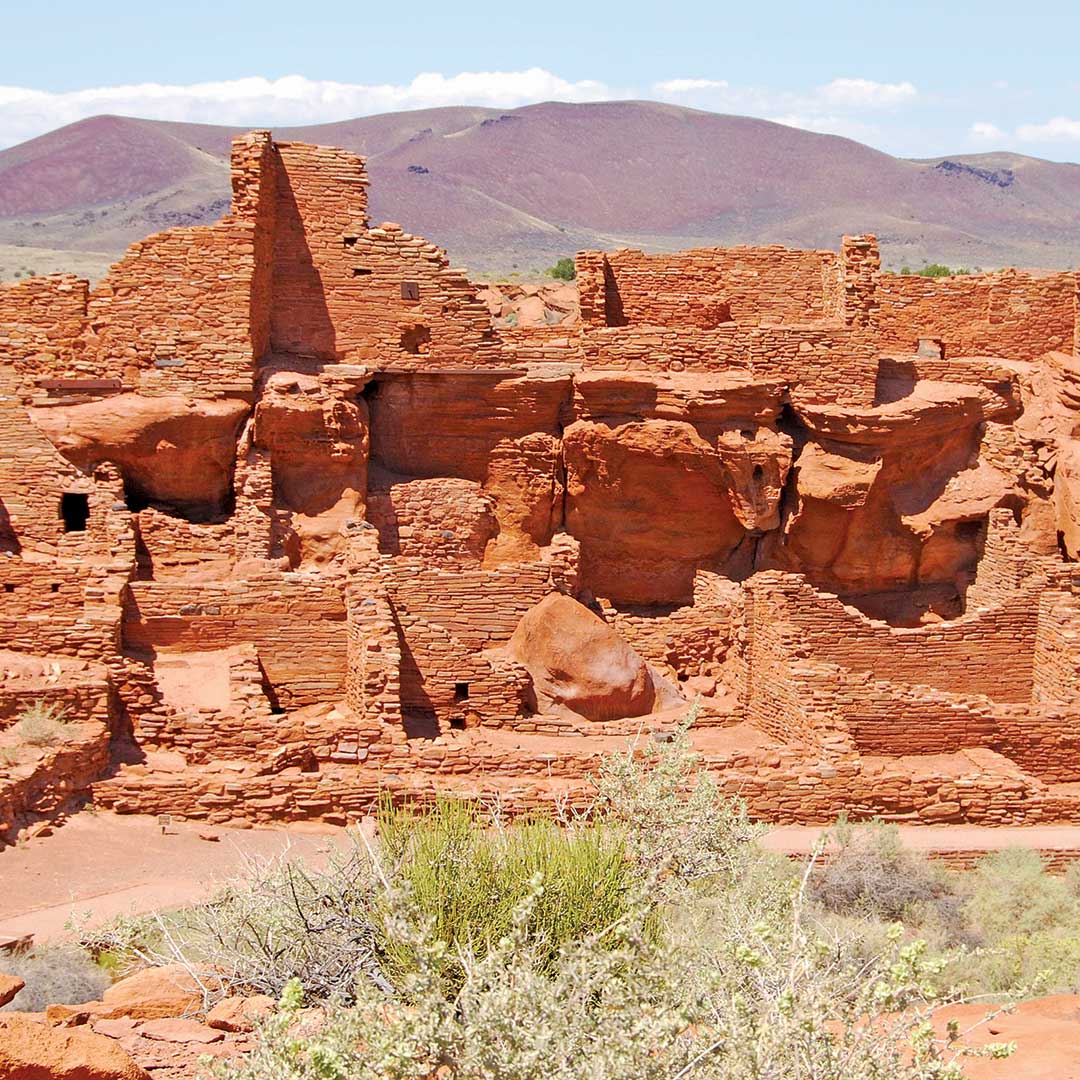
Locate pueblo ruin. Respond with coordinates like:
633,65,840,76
3,130,1080,837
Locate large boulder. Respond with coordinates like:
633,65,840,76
0,1015,149,1080
508,594,672,722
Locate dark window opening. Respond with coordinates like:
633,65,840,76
752,464,765,482
454,682,470,702
450,715,466,730
352,267,372,276
50,583,60,593
3,584,14,593
955,518,985,542
400,324,431,355
343,235,358,247
403,708,440,740
401,281,420,301
60,493,89,533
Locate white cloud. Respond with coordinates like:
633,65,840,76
969,121,1005,142
0,69,925,152
0,70,614,148
815,78,917,109
1016,116,1080,142
649,74,915,143
652,78,729,94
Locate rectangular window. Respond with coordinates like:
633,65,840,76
401,281,420,301
60,493,90,533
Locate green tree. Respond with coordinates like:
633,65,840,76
547,257,576,281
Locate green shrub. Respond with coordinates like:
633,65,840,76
546,257,576,281
968,848,1079,939
593,711,765,891
111,712,1016,1078
917,264,972,278
0,945,110,1012
378,797,638,986
11,701,70,747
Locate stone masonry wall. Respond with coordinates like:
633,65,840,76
748,572,1037,701
577,246,842,329
122,576,347,709
877,269,1076,362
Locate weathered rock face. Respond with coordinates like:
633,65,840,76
564,419,747,604
0,1015,150,1080
31,394,250,520
507,593,676,721
252,371,369,564
254,372,369,516
762,385,1016,616
716,425,794,533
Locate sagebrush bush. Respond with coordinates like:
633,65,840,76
968,848,1080,938
811,819,963,929
593,708,764,892
0,945,110,1012
82,712,1020,1078
107,797,638,1002
11,700,70,747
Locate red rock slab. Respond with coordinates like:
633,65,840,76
135,1017,224,1044
0,974,24,1008
101,964,205,1020
0,1013,150,1079
936,994,1080,1079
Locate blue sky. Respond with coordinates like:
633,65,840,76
2,0,1079,159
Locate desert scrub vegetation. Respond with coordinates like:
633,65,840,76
81,716,1031,1078
0,944,110,1012
899,263,975,277
8,700,71,747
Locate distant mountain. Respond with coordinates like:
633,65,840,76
3,101,1080,278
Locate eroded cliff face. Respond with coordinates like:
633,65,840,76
23,368,1029,616
30,395,251,520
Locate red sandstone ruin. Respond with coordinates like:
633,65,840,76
3,130,1080,836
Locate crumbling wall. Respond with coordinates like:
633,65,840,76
749,572,1037,701
577,246,842,329
80,132,277,396
877,270,1077,362
0,275,88,390
122,576,347,709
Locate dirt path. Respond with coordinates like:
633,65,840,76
0,812,350,942
7,812,1080,944
762,823,1080,855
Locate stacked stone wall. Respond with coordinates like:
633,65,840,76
749,572,1037,701
577,246,842,329
877,270,1076,362
122,576,347,708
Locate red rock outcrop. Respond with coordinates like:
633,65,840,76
0,1015,150,1080
30,395,250,520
